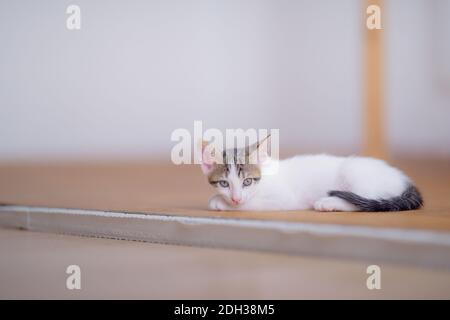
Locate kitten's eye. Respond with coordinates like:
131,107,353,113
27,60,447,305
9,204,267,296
243,178,253,187
219,180,229,188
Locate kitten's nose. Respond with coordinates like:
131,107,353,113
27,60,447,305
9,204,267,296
231,197,241,205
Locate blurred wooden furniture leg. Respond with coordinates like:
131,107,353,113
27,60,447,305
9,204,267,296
364,0,387,159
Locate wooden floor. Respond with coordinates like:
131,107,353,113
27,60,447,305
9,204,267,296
0,159,449,231
1,159,450,299
2,228,450,299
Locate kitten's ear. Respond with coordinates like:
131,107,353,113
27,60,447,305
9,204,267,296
247,135,271,164
197,139,222,175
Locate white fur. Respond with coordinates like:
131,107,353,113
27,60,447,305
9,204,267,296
207,154,411,212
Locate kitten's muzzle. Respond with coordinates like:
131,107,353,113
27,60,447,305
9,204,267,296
231,197,241,205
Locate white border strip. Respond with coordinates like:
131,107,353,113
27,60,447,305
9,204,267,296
1,205,450,268
3,205,450,246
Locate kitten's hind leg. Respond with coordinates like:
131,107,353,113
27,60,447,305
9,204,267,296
314,196,357,212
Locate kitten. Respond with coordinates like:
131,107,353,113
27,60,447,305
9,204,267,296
200,137,423,212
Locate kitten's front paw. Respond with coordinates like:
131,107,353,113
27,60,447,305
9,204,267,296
208,195,231,211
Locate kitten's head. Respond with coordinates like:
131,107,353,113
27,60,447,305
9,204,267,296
199,136,270,206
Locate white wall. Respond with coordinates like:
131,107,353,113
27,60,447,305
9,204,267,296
0,0,448,161
0,0,362,161
386,0,450,157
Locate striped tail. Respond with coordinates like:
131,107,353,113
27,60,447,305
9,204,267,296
328,184,423,212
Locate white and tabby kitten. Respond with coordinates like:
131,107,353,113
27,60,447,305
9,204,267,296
200,137,423,212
